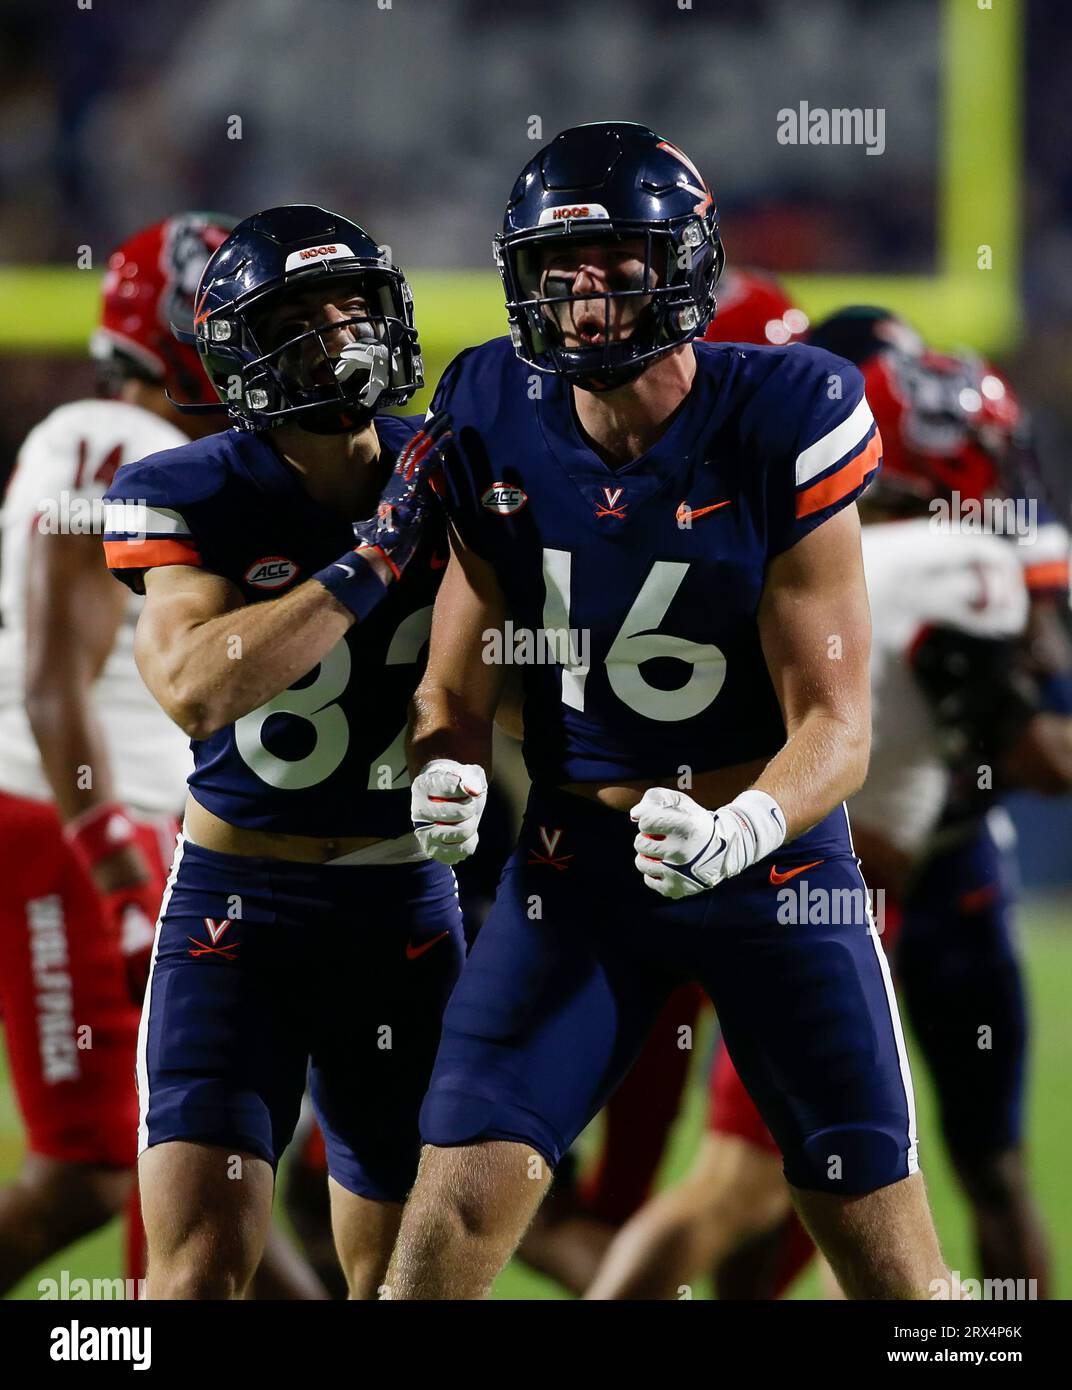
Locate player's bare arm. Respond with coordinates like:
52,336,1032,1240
407,526,509,864
133,563,353,739
126,411,450,740
753,501,872,835
24,527,135,873
1007,712,1072,792
409,525,509,773
631,504,872,900
1003,597,1072,792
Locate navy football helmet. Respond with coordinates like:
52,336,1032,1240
183,205,423,433
806,305,924,366
495,122,724,390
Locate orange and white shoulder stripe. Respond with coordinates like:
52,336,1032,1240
795,396,882,519
103,499,202,570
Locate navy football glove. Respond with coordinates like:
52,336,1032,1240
314,411,451,620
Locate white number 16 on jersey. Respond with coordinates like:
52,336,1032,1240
541,548,726,722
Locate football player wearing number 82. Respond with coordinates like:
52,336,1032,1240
391,123,954,1301
102,205,463,1300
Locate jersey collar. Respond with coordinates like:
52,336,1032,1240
534,346,731,529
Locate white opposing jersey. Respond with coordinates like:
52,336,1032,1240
0,399,192,813
850,518,1029,856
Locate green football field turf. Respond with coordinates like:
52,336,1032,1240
2,900,1068,1301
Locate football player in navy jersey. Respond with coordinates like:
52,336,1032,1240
513,268,808,1294
384,124,954,1300
101,206,463,1299
584,320,1072,1302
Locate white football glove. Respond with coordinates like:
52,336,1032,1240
631,786,787,899
411,759,488,865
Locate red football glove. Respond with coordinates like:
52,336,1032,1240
101,882,161,1005
65,802,161,1005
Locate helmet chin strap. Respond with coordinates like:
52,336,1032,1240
572,343,671,393
296,402,378,436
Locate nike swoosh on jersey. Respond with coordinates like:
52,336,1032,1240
768,859,824,885
405,930,451,960
334,562,356,577
676,499,732,524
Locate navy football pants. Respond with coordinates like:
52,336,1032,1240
421,786,918,1196
139,836,463,1201
898,816,1026,1162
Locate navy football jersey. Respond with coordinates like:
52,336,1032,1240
435,337,881,785
103,417,446,838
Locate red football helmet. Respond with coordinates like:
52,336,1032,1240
91,212,234,406
704,267,809,346
862,348,1023,504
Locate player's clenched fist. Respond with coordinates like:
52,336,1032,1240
411,759,488,865
631,786,787,899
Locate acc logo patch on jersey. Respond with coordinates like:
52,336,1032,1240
481,483,528,516
244,556,299,590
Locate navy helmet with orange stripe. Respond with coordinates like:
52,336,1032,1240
180,204,423,434
495,123,724,390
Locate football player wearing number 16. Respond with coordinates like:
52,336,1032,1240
101,206,463,1299
388,123,954,1300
